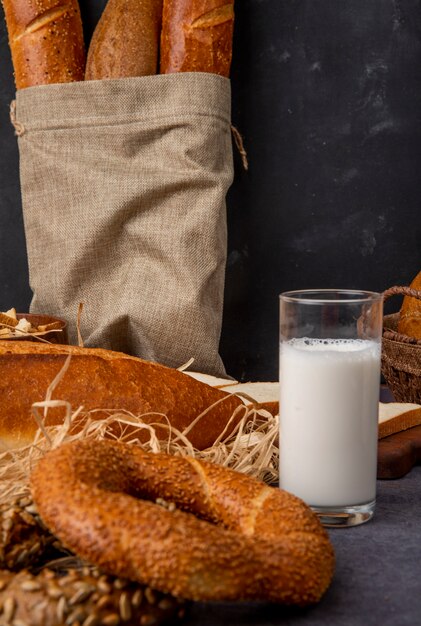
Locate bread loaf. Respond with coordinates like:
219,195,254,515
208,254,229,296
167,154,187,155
2,0,85,89
184,372,280,415
378,402,421,438
85,0,163,80
160,0,234,76
187,373,421,439
0,568,184,626
397,271,421,339
0,341,245,451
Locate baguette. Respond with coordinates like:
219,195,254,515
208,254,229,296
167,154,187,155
160,0,234,76
397,271,421,339
0,341,244,451
85,0,163,80
2,0,85,89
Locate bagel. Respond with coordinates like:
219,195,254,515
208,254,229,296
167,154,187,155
0,566,185,626
31,440,335,605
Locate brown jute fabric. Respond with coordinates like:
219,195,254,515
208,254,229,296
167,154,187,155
14,73,233,376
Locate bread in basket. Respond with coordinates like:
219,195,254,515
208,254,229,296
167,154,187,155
382,285,421,404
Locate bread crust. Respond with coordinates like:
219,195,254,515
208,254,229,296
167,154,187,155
160,0,234,76
0,567,184,626
2,0,85,89
0,341,245,451
397,271,421,340
378,402,421,439
31,440,335,605
85,0,163,80
0,497,55,571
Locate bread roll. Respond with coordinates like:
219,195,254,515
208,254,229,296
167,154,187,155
397,271,421,339
160,0,234,76
85,0,163,80
31,439,335,605
0,341,245,451
2,0,85,89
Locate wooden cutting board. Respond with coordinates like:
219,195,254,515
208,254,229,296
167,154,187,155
377,425,421,479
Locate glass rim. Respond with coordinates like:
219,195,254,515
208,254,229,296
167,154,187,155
279,289,383,305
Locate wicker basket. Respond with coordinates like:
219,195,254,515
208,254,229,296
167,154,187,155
382,286,421,404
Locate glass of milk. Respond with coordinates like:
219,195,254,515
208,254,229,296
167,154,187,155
279,289,383,527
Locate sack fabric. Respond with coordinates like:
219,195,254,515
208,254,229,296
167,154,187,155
14,73,233,377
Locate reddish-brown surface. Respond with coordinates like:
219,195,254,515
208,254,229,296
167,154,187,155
377,425,421,479
377,385,421,479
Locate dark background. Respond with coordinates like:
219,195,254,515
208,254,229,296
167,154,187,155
0,0,420,381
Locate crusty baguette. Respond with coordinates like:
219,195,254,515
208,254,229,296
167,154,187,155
160,0,234,76
397,271,421,339
0,341,244,451
85,0,163,80
2,0,85,89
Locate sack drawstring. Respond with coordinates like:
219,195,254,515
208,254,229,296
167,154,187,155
9,100,25,136
231,125,248,171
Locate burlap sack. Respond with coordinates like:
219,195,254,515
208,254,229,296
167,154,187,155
13,73,233,377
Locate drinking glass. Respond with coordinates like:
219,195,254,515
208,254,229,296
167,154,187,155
279,289,383,527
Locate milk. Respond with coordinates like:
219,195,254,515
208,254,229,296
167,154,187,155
279,338,381,507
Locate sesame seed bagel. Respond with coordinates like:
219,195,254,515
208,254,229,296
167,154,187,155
31,440,335,605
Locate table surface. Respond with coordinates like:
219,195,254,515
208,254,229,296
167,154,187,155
185,467,421,626
184,400,421,626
